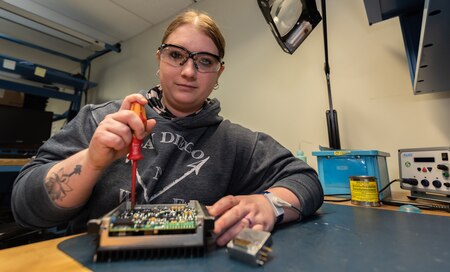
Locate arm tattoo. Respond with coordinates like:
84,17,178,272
45,165,82,202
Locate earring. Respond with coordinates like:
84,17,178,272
156,69,160,77
213,83,219,90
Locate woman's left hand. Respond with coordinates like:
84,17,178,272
207,194,276,246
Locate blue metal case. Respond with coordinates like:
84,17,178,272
312,150,391,199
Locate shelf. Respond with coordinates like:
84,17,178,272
413,0,450,94
364,0,450,95
0,1,121,120
0,158,30,172
0,2,121,161
0,54,96,91
0,54,96,121
0,33,119,121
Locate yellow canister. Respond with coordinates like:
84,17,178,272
349,176,381,207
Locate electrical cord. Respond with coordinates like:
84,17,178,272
380,178,450,212
323,179,403,202
324,195,351,202
381,199,450,212
365,178,449,212
323,192,352,202
378,178,402,193
270,195,304,219
321,178,450,212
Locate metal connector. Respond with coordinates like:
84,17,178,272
227,228,272,266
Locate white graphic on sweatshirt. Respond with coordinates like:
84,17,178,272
123,156,151,203
149,156,210,202
136,169,150,203
160,132,205,159
119,189,130,202
142,137,155,150
153,166,162,180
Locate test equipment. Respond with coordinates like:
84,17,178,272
399,147,450,203
87,200,215,262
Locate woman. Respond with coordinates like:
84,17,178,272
12,10,323,246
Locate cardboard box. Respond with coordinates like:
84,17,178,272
0,89,24,107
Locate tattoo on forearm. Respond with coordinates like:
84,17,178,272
45,165,82,201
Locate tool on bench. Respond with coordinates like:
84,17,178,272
127,102,146,209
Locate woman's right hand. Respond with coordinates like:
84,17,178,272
86,94,156,170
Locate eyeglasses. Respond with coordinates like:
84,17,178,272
158,43,224,73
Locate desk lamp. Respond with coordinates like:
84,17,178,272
257,0,341,149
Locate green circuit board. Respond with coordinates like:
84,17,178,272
109,205,198,236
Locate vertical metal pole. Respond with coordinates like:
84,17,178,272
321,0,341,149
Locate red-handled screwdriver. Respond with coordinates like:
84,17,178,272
127,102,146,209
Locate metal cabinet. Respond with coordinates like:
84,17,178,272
364,0,450,94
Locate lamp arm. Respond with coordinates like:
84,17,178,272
321,0,341,149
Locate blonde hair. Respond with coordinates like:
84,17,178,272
162,10,225,59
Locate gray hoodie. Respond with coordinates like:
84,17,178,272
12,91,323,234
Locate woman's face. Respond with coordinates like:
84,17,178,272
157,24,224,117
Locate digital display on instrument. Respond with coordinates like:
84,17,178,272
414,157,435,163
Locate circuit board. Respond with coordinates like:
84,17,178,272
88,200,215,262
109,205,198,236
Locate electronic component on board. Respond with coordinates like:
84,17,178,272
88,200,215,262
226,228,272,266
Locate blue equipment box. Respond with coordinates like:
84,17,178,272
312,150,391,199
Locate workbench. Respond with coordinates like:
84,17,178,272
1,202,449,271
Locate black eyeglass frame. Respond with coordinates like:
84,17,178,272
158,43,224,72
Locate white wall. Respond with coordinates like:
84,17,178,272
89,0,450,191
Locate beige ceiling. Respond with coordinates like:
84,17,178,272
1,0,202,47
